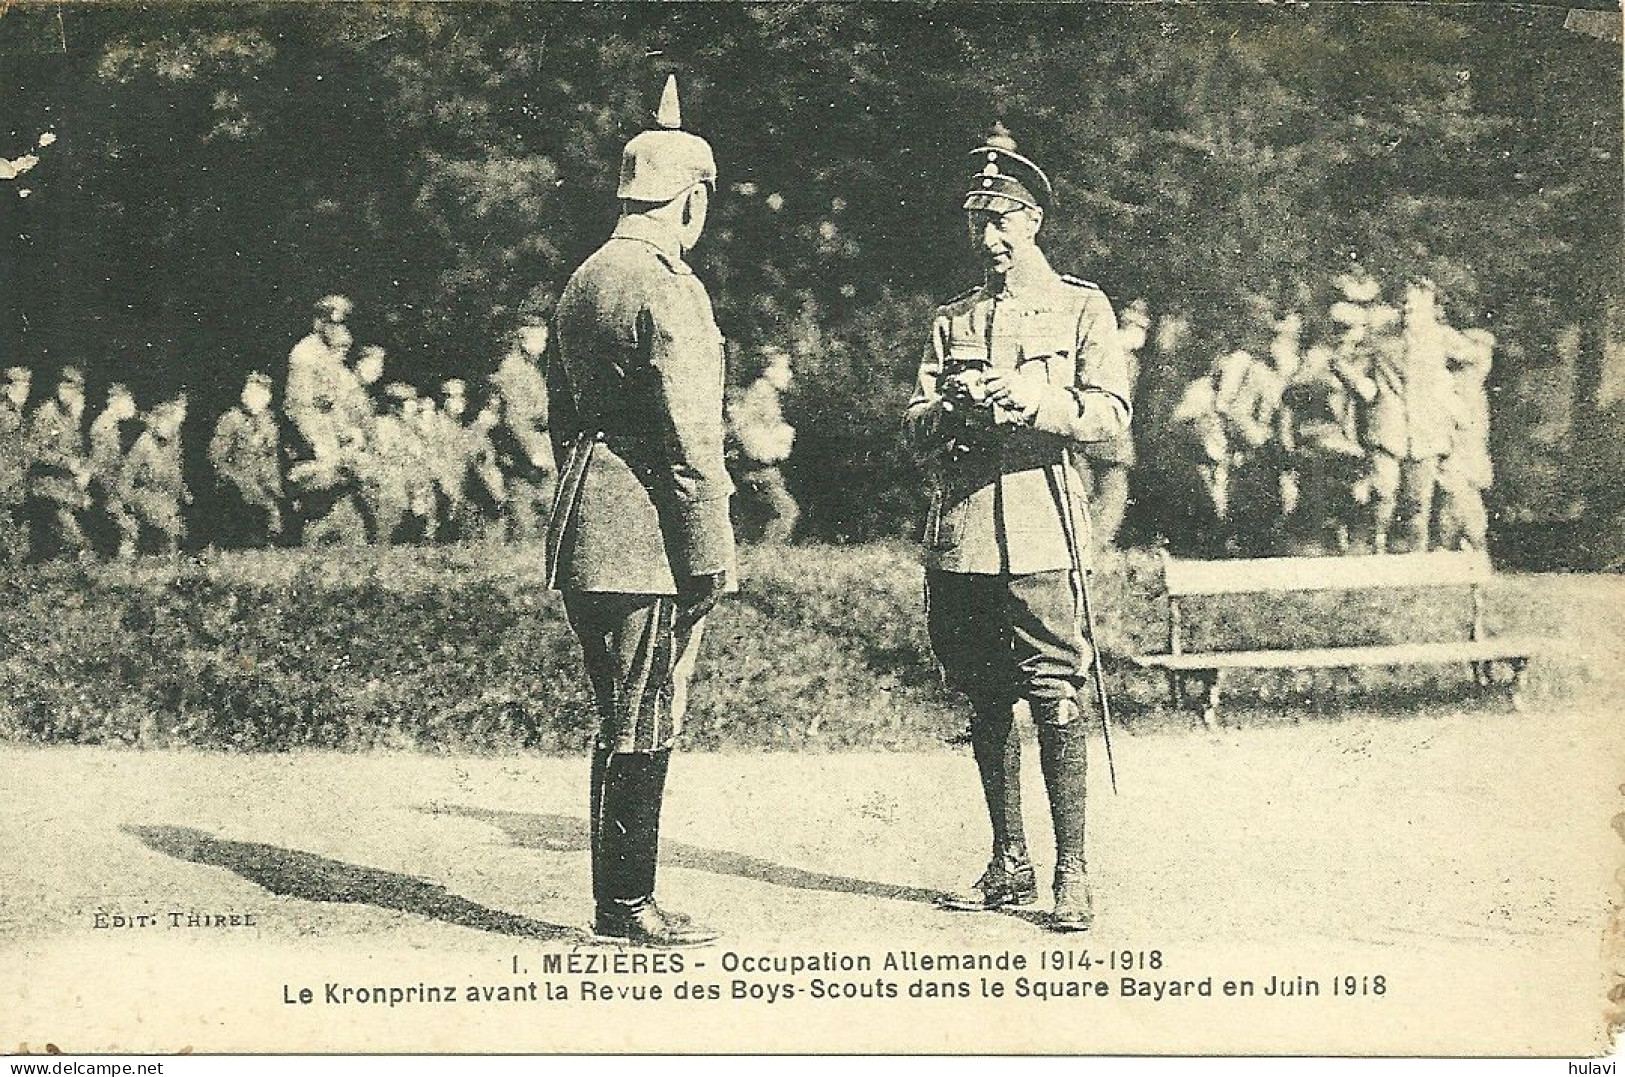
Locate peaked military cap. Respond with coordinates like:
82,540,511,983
963,123,1052,214
618,75,718,203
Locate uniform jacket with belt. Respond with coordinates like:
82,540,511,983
905,257,1132,575
544,214,736,595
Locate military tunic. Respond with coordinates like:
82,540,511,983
545,213,736,752
209,406,285,545
905,262,1132,575
906,259,1131,709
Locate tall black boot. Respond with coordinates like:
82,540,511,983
971,697,1030,869
592,749,716,947
1037,700,1093,931
939,698,1036,911
588,745,612,914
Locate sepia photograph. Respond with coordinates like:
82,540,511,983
1,0,1621,1059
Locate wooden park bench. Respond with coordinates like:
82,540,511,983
1131,549,1544,727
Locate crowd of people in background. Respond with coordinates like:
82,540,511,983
0,293,806,564
1140,269,1495,558
1,269,1497,566
1,365,191,562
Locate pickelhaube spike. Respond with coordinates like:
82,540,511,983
618,75,717,202
655,74,683,130
986,122,1018,152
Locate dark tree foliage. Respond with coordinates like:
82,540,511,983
2,2,1619,547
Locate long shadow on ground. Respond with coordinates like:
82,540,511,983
431,805,952,907
125,824,583,941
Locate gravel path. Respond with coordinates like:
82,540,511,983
3,696,1620,1055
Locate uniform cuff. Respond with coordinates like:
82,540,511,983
1030,384,1082,437
672,496,736,578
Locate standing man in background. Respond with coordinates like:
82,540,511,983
727,345,800,545
543,76,735,947
86,383,140,557
124,395,191,555
209,371,285,548
904,127,1131,932
24,367,91,561
491,317,556,541
1437,327,1495,552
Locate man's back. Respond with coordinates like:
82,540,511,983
545,214,734,595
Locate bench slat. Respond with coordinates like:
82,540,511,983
1132,638,1544,672
1161,550,1495,596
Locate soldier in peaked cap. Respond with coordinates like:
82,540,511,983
904,125,1132,932
543,75,735,947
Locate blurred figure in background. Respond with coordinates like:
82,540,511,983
124,395,191,555
24,366,91,561
406,394,445,543
464,393,509,538
1436,327,1495,552
1076,299,1147,554
727,345,799,545
208,371,285,548
1363,277,1459,553
1279,345,1367,554
86,383,141,557
490,318,555,541
0,367,33,562
1165,362,1229,554
359,383,422,545
285,294,361,542
1211,347,1285,556
427,379,474,540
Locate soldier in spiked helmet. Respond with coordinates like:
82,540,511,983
543,76,734,947
905,126,1132,931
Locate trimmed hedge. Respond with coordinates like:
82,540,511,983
0,542,1600,752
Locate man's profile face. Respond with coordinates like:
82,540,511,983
678,183,711,252
966,207,1041,275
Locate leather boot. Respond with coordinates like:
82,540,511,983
592,749,716,946
1037,701,1094,932
588,744,612,914
939,698,1036,911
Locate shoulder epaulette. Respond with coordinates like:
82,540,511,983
1060,274,1100,291
937,285,982,312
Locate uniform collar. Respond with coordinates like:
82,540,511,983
987,248,1060,302
613,214,687,264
